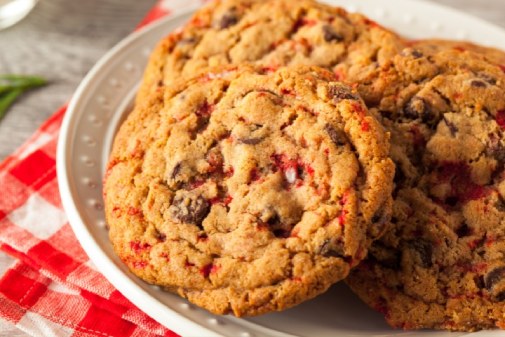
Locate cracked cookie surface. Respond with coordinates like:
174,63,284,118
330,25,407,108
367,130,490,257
346,43,505,331
104,65,394,316
137,0,404,103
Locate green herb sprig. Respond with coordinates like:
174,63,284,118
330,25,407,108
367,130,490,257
0,75,47,121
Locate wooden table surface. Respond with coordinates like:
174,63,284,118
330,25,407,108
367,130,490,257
0,0,504,335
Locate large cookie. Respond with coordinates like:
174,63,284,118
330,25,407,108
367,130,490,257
104,65,394,316
346,44,505,330
137,0,404,103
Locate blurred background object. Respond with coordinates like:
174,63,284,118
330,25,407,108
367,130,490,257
0,0,38,30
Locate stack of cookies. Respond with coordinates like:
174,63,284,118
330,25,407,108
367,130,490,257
103,0,505,332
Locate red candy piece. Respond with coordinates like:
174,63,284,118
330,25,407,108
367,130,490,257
496,110,505,129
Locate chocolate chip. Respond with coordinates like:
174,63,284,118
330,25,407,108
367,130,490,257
171,162,182,179
328,84,359,102
378,255,401,269
319,239,345,258
169,193,210,229
372,210,386,224
155,230,167,242
262,212,293,238
471,80,487,88
495,147,505,165
369,243,400,269
273,229,291,238
401,48,423,59
322,25,343,42
324,124,347,146
443,115,459,136
484,266,505,291
194,116,210,135
455,223,472,237
371,208,389,234
486,134,505,164
478,72,497,85
489,143,505,164
239,137,264,145
403,97,431,121
393,167,406,189
444,196,459,207
408,239,432,268
411,49,423,59
495,197,505,212
267,214,281,226
475,275,485,289
496,291,505,302
218,9,239,29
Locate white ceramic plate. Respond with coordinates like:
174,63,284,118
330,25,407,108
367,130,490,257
57,1,505,336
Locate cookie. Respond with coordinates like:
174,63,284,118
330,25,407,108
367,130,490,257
136,0,404,103
104,65,394,316
409,39,505,67
346,45,505,330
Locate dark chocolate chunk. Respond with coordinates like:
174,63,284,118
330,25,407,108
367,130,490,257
324,124,347,146
169,193,210,229
403,97,431,122
471,80,487,88
484,266,505,291
171,162,182,179
155,230,167,242
478,72,497,85
371,207,389,235
494,146,505,165
455,223,472,237
239,137,264,145
194,116,210,135
319,239,345,258
322,25,343,42
401,48,423,59
273,229,291,238
411,49,423,59
262,212,293,238
218,9,239,29
475,275,485,289
408,239,433,268
267,214,281,227
328,84,359,102
393,166,405,188
371,210,386,224
444,196,459,207
495,197,505,212
369,243,400,269
496,291,505,302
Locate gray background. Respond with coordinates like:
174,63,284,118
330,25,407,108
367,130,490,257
0,0,504,335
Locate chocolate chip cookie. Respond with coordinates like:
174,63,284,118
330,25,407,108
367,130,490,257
104,65,394,316
346,45,505,330
137,0,404,103
409,39,505,67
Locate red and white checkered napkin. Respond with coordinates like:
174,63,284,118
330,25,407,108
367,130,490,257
0,1,208,336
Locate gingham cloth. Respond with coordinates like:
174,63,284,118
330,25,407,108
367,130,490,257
0,1,209,336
